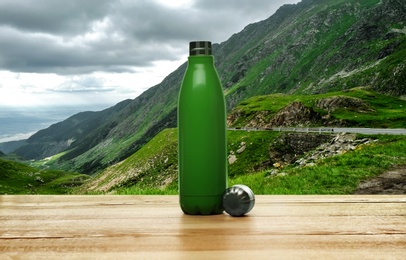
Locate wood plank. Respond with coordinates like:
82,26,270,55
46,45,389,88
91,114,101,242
1,195,405,259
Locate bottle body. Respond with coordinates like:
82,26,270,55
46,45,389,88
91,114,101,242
178,54,227,215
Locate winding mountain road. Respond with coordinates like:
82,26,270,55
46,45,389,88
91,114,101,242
228,127,406,135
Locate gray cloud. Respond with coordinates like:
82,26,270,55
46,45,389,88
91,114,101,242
0,0,111,35
0,0,300,75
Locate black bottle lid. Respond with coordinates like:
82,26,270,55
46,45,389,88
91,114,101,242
189,41,212,56
222,184,255,217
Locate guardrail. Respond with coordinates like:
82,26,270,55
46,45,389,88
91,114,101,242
228,127,334,133
228,127,406,135
270,127,335,133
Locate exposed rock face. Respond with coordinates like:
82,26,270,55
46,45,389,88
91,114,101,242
269,133,332,165
246,111,271,128
268,102,322,127
269,132,375,167
227,110,244,126
267,132,378,177
228,94,379,129
231,101,319,128
316,96,374,113
294,133,377,167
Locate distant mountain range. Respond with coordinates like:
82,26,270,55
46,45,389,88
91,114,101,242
8,0,406,174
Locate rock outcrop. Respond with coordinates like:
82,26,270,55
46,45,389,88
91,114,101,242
269,102,322,127
269,133,332,165
267,132,378,177
316,95,374,113
295,133,377,167
234,101,324,129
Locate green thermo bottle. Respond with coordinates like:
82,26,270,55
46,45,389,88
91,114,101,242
178,41,227,215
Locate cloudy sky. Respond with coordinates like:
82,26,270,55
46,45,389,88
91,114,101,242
0,0,300,109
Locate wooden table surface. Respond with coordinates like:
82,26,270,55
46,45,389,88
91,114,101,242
1,195,405,259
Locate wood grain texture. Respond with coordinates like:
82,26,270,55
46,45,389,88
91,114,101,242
1,195,405,259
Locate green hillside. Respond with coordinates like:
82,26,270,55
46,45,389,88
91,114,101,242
0,158,89,194
75,129,406,195
220,0,406,107
228,87,406,128
74,128,282,194
74,88,406,195
74,128,178,194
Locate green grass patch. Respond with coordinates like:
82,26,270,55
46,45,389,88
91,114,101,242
230,134,406,194
227,130,280,177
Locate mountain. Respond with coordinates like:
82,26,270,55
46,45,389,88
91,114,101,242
14,99,132,159
12,0,406,174
216,0,406,107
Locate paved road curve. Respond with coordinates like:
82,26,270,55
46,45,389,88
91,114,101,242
228,127,406,135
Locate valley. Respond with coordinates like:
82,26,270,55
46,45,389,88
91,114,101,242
1,0,406,195
2,87,405,195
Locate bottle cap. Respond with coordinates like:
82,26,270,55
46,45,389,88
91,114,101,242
189,41,212,56
222,184,255,217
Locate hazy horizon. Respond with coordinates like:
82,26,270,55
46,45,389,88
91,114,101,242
0,104,112,143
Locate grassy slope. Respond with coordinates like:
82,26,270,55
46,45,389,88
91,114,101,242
76,129,406,195
74,128,283,195
224,0,406,104
229,87,406,128
73,88,406,195
74,128,179,194
0,158,89,194
227,0,379,94
231,135,406,194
